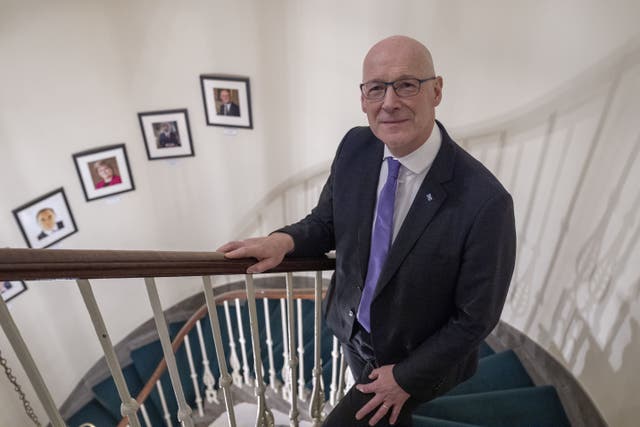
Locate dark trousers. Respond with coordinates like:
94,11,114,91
323,323,419,427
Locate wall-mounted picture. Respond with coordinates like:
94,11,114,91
73,144,135,201
12,187,78,249
138,109,195,160
200,75,253,129
1,281,27,303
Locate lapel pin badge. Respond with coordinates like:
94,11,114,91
426,193,433,202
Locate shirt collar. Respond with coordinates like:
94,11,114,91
384,123,442,175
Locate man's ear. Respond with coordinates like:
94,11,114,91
433,76,444,106
361,94,367,113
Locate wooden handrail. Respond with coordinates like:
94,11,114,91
0,247,335,424
0,248,335,281
116,287,326,427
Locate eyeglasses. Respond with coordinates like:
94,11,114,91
360,77,436,101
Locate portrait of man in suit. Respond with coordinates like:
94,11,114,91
216,88,241,116
218,35,516,426
153,121,181,148
36,207,65,240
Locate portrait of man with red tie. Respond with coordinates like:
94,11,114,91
218,35,516,426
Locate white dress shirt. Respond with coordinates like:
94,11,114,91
373,123,442,243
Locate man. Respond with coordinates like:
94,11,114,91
158,122,180,147
218,36,516,426
218,89,240,116
36,207,65,240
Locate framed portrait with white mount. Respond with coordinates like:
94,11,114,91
72,144,135,201
1,280,28,303
138,109,195,160
200,75,253,129
12,187,78,249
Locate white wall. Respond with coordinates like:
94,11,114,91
0,0,638,425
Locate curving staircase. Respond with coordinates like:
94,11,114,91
66,294,571,427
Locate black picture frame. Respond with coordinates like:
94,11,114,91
1,281,28,303
200,75,253,129
72,144,135,202
12,187,78,249
138,109,195,160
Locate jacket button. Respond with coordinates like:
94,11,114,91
348,309,355,317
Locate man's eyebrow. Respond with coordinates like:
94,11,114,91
365,74,422,82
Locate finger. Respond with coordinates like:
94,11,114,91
367,403,390,426
369,369,380,380
389,398,407,424
216,241,243,253
223,246,256,259
355,394,384,420
356,382,375,394
246,257,280,274
388,402,403,425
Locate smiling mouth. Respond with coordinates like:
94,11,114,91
380,119,408,125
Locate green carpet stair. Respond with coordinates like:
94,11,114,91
66,300,571,426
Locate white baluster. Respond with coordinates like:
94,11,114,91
183,335,204,417
336,347,347,402
0,296,66,427
76,279,140,427
223,300,243,386
286,273,300,426
245,275,275,426
263,297,279,393
297,298,307,402
156,380,173,427
202,276,237,427
235,298,253,387
309,271,325,425
329,337,339,405
140,403,152,427
195,320,219,404
280,298,292,403
144,278,194,427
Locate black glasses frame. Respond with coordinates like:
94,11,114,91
360,76,436,100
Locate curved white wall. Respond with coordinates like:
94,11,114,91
0,0,638,425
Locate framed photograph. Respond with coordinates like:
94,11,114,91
12,187,78,249
1,281,28,303
72,144,135,201
200,75,253,129
138,109,195,160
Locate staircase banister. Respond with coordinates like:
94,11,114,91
0,248,335,281
116,285,329,427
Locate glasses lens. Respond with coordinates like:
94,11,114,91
393,79,421,97
362,82,386,100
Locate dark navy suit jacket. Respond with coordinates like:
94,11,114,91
219,102,240,116
280,121,516,401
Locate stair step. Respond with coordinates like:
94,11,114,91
68,287,560,427
412,415,483,427
445,350,533,396
130,321,186,422
92,363,164,426
66,399,118,427
415,385,571,427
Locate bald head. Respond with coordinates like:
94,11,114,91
360,36,443,157
363,36,435,82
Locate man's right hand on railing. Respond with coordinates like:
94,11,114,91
217,232,295,274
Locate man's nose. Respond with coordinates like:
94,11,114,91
381,86,401,111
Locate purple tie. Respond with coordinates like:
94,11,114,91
357,157,401,332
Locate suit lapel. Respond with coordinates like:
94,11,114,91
374,123,457,298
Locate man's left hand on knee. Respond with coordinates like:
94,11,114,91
355,364,410,425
